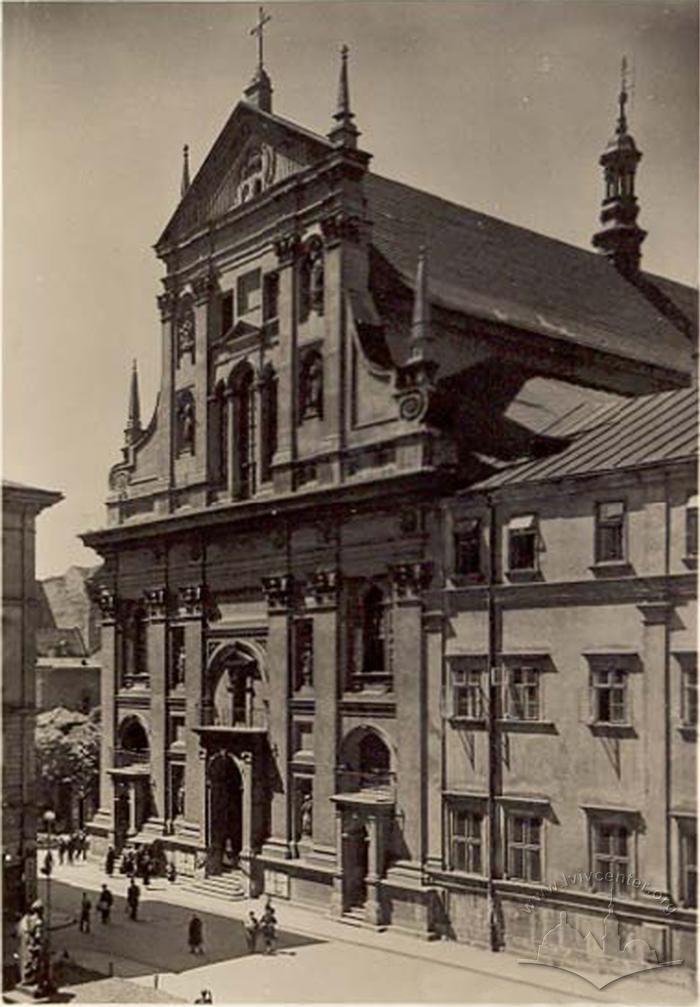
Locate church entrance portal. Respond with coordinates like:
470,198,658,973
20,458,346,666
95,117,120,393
207,752,243,874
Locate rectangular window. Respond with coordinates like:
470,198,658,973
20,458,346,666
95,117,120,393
508,515,537,572
455,519,481,576
452,666,484,719
681,664,697,727
237,269,261,315
450,808,483,874
507,815,542,881
686,495,698,558
293,721,314,755
263,271,280,323
592,821,629,891
591,667,628,724
595,501,626,563
680,824,697,909
220,290,234,335
506,666,540,721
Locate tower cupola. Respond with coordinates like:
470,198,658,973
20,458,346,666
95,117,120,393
592,59,646,277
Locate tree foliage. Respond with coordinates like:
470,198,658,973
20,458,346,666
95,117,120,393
35,707,100,800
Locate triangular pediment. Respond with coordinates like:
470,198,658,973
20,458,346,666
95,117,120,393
157,101,332,250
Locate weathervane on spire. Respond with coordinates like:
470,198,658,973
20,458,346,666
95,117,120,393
250,6,272,73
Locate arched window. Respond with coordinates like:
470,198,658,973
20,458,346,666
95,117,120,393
231,363,256,500
260,365,278,483
299,349,323,422
362,585,387,674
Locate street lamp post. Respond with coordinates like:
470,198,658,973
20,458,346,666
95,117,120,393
40,810,56,995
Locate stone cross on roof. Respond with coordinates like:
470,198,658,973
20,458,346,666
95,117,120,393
250,6,272,72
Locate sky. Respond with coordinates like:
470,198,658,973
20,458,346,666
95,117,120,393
3,0,698,579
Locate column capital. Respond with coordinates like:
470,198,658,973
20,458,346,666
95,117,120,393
156,291,176,322
178,583,208,619
274,231,302,266
143,587,169,622
307,569,341,608
97,589,118,625
390,561,433,601
320,210,363,248
261,574,295,611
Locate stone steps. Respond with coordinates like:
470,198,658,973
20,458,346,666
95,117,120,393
184,872,247,902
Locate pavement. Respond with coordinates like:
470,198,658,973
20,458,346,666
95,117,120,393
39,859,696,1004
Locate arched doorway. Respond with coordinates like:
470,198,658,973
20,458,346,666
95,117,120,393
207,751,243,874
343,818,369,909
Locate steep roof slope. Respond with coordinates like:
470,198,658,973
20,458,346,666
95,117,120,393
365,173,696,377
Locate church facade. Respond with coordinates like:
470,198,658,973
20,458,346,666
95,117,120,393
83,46,696,970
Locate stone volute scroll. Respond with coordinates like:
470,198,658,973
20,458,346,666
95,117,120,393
390,561,433,601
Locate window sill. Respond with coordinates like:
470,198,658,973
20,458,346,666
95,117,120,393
451,574,484,587
587,721,637,738
677,724,697,740
589,560,634,578
121,676,150,690
497,718,557,734
505,568,542,583
448,716,486,729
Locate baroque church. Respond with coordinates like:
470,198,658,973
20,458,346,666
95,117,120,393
84,28,697,967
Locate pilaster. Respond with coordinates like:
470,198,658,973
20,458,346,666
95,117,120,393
261,574,295,858
306,570,341,860
272,233,300,490
638,601,672,897
424,608,445,871
180,583,207,842
144,587,168,826
96,590,118,819
391,561,432,873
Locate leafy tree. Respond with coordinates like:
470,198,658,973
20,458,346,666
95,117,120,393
35,708,100,823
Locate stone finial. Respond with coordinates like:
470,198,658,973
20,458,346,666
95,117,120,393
124,359,142,446
181,144,191,199
328,45,359,148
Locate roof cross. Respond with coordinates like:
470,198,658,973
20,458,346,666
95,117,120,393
250,6,272,72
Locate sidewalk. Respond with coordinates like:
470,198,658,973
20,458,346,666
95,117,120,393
49,859,695,1004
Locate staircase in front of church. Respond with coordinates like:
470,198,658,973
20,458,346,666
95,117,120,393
184,870,248,902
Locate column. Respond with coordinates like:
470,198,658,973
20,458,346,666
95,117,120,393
364,812,385,926
271,233,300,492
391,561,432,875
638,601,672,898
307,570,340,862
144,588,168,827
180,584,206,844
155,291,175,506
261,575,294,858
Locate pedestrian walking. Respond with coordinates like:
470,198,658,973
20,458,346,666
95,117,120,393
66,835,75,866
105,845,115,877
166,860,177,883
188,914,204,955
97,884,113,924
141,856,151,888
194,990,213,1004
78,893,92,933
57,836,66,866
261,906,277,956
79,830,89,860
243,912,259,954
126,879,140,921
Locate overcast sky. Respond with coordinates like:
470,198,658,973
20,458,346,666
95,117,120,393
4,0,698,578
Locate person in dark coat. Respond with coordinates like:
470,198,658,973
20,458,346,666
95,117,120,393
194,990,213,1004
66,836,75,865
261,905,277,955
126,879,140,921
57,836,67,866
97,885,113,924
105,846,115,877
141,856,151,887
188,915,204,955
78,893,92,933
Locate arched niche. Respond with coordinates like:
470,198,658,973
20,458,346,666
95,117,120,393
206,640,268,729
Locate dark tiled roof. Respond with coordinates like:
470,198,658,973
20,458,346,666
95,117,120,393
365,173,696,377
473,385,697,489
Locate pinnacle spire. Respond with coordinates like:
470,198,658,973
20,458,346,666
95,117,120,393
124,359,142,446
328,45,359,148
592,59,645,277
181,145,191,199
411,246,432,352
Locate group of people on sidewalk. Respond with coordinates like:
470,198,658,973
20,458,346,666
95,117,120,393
78,884,114,932
57,830,89,865
243,901,278,955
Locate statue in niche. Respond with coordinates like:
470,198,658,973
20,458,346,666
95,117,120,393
176,783,185,818
175,646,186,686
178,397,195,454
177,308,195,359
300,794,313,838
300,353,323,420
309,249,324,315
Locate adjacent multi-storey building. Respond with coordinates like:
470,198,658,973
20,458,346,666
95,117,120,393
82,44,696,971
2,480,62,924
